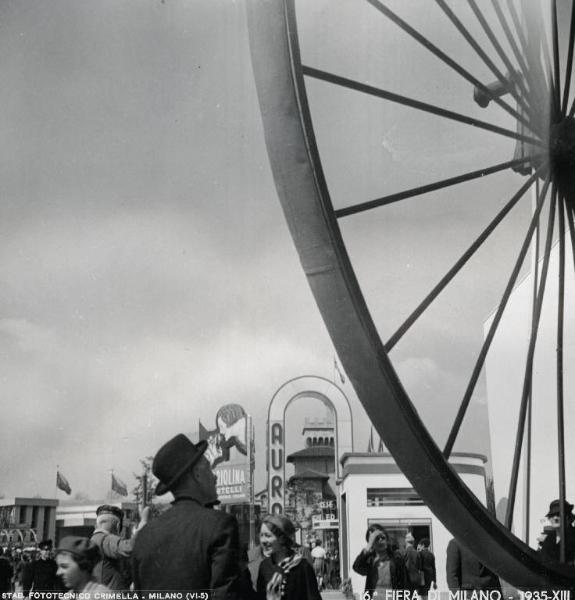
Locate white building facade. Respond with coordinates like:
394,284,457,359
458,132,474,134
338,452,490,595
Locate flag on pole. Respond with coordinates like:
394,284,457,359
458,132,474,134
56,470,72,495
378,436,385,453
367,427,374,453
111,473,128,497
334,356,346,384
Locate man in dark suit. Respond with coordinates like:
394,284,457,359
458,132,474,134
132,434,240,599
25,540,61,595
538,499,575,564
416,538,436,598
0,548,13,593
446,538,501,593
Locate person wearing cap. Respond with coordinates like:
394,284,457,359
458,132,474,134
538,499,575,564
256,514,321,600
91,503,149,591
56,536,111,596
24,539,61,596
132,434,240,598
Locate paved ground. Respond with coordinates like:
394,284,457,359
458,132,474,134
321,590,348,600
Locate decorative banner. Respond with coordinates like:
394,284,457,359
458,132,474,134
199,404,253,504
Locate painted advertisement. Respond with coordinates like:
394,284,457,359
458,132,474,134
199,403,253,504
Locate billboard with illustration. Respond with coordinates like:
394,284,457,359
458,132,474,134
199,403,254,504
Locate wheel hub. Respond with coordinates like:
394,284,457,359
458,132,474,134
550,117,575,206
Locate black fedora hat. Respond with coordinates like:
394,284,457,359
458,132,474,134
153,434,208,496
546,499,574,517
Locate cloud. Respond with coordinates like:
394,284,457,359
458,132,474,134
395,354,490,455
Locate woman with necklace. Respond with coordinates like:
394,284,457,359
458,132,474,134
256,515,321,600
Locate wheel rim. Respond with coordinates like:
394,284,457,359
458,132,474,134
247,0,575,587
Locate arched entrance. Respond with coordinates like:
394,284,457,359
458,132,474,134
267,375,353,514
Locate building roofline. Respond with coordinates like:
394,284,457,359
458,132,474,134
0,498,59,507
340,450,488,466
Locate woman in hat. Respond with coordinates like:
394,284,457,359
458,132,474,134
538,499,575,564
256,515,321,600
56,536,111,596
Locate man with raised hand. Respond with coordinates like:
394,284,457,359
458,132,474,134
132,434,240,599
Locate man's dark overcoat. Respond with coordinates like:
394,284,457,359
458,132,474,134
446,539,500,591
132,498,240,599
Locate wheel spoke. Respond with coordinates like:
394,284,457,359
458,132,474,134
524,177,542,546
505,185,557,529
335,156,539,218
443,175,551,458
506,0,536,78
303,66,544,147
434,0,532,118
551,0,562,117
566,200,575,274
516,0,556,116
495,0,549,120
384,169,542,352
467,0,532,105
561,0,575,114
364,0,536,132
490,0,533,94
556,193,567,563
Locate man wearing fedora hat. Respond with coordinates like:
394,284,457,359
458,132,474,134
132,434,240,598
538,499,575,564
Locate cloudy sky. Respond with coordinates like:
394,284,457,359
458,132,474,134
0,0,561,504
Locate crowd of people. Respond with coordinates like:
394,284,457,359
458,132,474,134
0,433,573,600
0,539,67,596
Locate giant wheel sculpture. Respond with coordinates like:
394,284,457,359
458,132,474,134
247,0,575,589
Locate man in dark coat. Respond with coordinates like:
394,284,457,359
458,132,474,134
132,434,240,599
538,499,575,564
24,540,61,595
403,533,420,592
446,538,501,592
0,548,13,593
416,538,436,598
91,504,149,590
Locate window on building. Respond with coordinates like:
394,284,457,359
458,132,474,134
43,508,51,541
366,488,424,507
367,518,433,552
31,506,39,529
